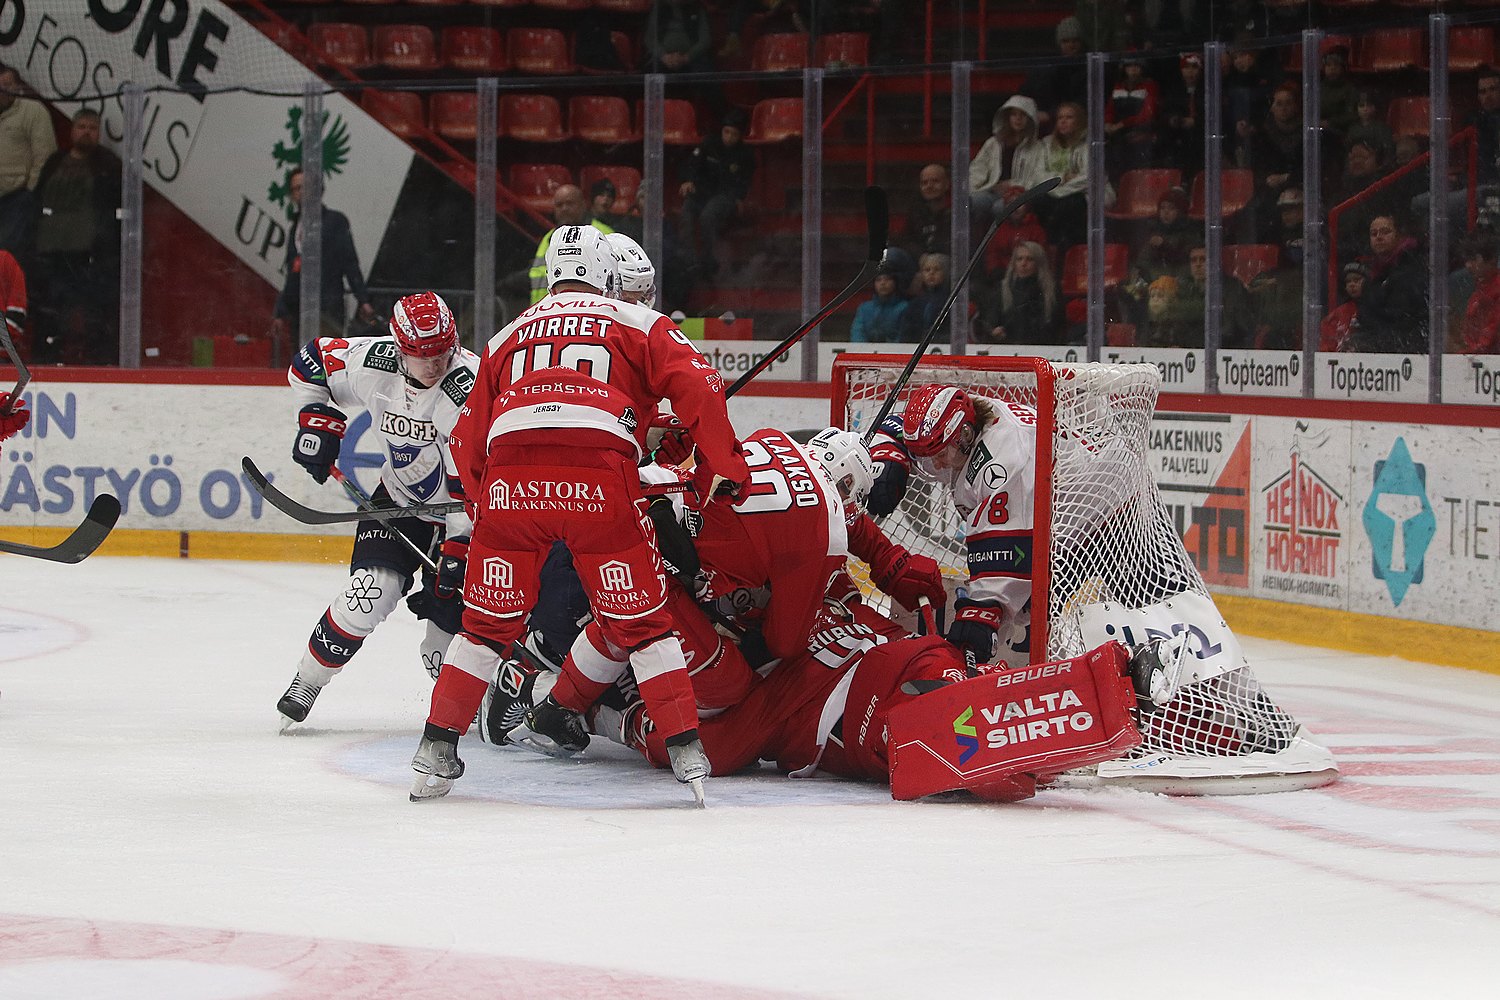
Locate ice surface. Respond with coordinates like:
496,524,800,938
2,558,1498,998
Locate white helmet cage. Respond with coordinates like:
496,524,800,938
603,232,658,309
546,224,617,294
806,428,876,513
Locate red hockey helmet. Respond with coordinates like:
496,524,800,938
390,292,457,358
901,385,975,458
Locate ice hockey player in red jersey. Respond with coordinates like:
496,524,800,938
0,392,28,442
413,223,748,804
276,291,479,729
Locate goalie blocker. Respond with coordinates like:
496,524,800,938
887,642,1142,802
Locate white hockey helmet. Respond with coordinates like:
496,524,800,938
806,428,876,514
603,231,658,309
546,223,616,294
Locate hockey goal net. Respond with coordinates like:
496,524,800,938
832,355,1337,794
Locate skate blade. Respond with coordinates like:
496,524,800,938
513,733,583,759
408,772,454,802
277,713,297,734
687,776,706,808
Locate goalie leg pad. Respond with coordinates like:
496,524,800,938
886,642,1142,801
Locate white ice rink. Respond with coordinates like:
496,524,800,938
2,556,1498,999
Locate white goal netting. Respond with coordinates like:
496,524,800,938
834,355,1337,793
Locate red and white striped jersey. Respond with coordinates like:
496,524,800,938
951,397,1039,623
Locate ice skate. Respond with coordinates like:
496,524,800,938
517,694,590,758
666,735,710,808
1128,634,1191,710
276,674,324,732
409,726,465,801
476,659,542,746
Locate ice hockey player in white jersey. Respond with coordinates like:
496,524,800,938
275,291,480,729
899,384,1039,668
604,232,658,309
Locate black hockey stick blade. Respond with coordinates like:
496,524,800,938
242,456,463,525
0,322,29,415
0,493,120,563
726,186,889,397
866,177,1062,437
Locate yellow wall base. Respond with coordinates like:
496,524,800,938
0,527,352,564
1215,594,1500,677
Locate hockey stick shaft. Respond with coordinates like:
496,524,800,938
329,467,438,572
0,321,29,416
725,186,889,398
865,177,1061,439
0,494,120,563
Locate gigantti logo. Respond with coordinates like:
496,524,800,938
1259,425,1344,599
953,706,979,764
1362,437,1436,607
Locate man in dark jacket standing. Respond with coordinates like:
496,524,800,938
271,168,376,363
679,108,755,278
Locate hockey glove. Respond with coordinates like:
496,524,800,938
292,403,347,484
0,392,29,443
872,549,946,613
866,414,913,517
646,413,694,465
434,536,469,600
946,597,1005,664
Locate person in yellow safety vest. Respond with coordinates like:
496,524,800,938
527,184,614,304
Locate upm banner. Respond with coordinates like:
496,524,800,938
1,0,414,289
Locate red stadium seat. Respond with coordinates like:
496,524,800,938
594,0,653,10
580,165,641,213
1352,29,1424,73
469,0,526,5
1061,244,1129,297
751,33,810,72
502,94,569,142
1104,168,1183,221
569,96,637,144
1223,244,1281,286
431,92,478,141
374,25,439,71
257,20,309,63
1448,26,1495,73
817,32,870,69
652,99,702,146
362,90,425,139
308,23,372,71
442,27,506,73
1188,169,1255,221
510,164,573,215
407,0,462,5
508,28,574,76
1107,323,1137,347
745,98,803,144
1387,96,1432,139
532,0,590,9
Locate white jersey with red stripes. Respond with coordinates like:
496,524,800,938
289,335,479,535
951,396,1039,625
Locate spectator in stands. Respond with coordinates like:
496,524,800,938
976,241,1060,345
969,96,1041,223
1346,90,1394,167
1073,0,1130,53
1020,18,1087,131
1223,36,1272,146
1239,83,1303,241
1160,53,1206,178
643,0,715,74
901,163,953,272
1104,54,1159,177
982,200,1046,278
1247,263,1303,350
270,168,376,363
1015,101,1105,255
1320,260,1366,352
899,252,964,343
1329,139,1393,264
31,109,121,366
1319,46,1359,140
526,184,616,305
1139,274,1199,348
1471,68,1500,196
1458,231,1500,354
0,64,57,261
1352,213,1428,354
589,178,619,225
849,248,912,343
1176,242,1255,348
679,108,754,280
1133,186,1193,280
1273,187,1306,269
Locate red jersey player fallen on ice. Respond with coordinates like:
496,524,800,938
413,224,748,804
276,292,480,729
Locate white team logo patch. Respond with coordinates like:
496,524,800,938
483,557,514,590
599,560,634,592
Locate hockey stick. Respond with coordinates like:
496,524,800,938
0,494,120,563
0,320,29,416
725,186,889,398
864,177,1060,440
329,467,437,572
245,456,692,526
